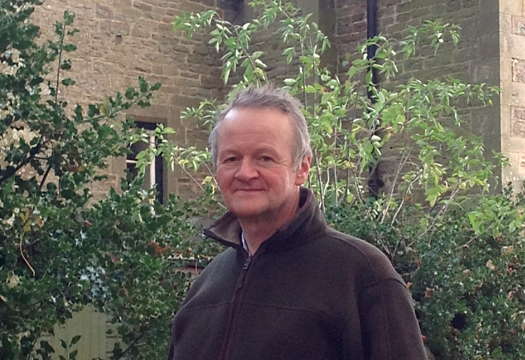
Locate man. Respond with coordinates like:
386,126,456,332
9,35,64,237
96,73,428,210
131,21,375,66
168,86,427,360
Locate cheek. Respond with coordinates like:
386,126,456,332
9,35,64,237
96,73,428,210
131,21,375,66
216,167,240,191
215,170,230,189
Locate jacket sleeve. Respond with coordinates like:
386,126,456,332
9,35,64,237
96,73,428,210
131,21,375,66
356,278,428,360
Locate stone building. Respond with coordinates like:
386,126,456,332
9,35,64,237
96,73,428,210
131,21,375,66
33,0,228,202
33,0,525,202
30,0,525,358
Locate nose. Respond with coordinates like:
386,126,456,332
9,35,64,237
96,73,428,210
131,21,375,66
234,158,259,182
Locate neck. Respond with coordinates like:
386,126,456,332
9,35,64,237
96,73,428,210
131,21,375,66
239,190,301,255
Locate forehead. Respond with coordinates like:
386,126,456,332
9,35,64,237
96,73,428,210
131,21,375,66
219,107,294,139
216,107,295,156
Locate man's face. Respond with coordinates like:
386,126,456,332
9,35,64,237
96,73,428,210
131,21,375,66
215,107,310,222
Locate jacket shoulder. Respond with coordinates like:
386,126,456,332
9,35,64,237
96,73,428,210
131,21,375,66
320,228,404,287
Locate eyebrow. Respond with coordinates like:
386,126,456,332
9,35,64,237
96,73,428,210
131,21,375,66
219,147,280,156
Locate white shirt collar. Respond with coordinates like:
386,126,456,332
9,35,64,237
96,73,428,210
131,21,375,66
241,231,251,255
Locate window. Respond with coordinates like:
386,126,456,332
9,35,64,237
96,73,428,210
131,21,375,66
126,121,164,203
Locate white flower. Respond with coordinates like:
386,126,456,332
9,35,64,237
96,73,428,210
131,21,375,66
6,273,20,289
4,215,14,226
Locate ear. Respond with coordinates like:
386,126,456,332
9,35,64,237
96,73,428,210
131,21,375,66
294,155,311,186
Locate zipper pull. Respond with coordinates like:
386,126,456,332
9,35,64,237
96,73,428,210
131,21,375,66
242,256,252,270
235,256,252,291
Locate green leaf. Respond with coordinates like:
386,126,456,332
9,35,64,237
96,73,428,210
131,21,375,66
60,59,72,70
63,11,75,26
254,59,267,68
60,339,67,350
69,349,78,360
467,211,481,234
125,87,137,100
138,77,148,92
71,335,81,345
425,185,445,207
61,78,75,86
223,62,232,84
283,78,296,86
63,44,77,52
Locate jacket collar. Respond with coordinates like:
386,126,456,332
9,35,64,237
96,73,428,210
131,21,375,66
203,188,327,253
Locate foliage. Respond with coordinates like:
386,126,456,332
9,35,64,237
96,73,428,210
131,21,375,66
327,186,525,360
0,1,219,358
80,185,219,360
173,0,524,359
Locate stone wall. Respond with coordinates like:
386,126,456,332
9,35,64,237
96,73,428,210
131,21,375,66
333,0,368,63
501,0,525,190
32,0,225,199
30,0,525,196
331,0,504,190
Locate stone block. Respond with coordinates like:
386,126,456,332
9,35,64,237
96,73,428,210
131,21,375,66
511,106,525,138
94,61,124,75
200,74,223,89
129,103,169,118
162,65,179,76
479,0,499,13
518,153,525,175
113,7,142,21
378,0,397,6
113,0,132,8
189,0,216,7
158,22,177,35
512,58,525,82
193,44,212,56
131,22,152,38
96,4,113,19
462,0,479,9
479,32,500,60
133,60,153,73
500,0,523,14
111,20,130,36
334,0,349,9
151,91,170,104
171,94,202,109
98,19,112,34
175,1,207,13
133,1,153,12
446,0,461,12
512,16,525,35
152,64,164,74
473,61,500,83
156,0,180,9
174,75,203,87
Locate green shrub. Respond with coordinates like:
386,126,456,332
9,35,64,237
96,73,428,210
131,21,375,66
0,1,217,358
327,187,525,359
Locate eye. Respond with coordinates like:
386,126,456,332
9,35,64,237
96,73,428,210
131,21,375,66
259,155,274,162
222,156,238,164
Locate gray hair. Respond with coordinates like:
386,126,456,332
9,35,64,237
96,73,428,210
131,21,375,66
209,86,312,167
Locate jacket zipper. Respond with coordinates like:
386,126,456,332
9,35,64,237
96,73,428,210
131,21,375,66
218,254,253,360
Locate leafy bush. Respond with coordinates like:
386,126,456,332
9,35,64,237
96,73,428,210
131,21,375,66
327,188,525,359
0,1,219,358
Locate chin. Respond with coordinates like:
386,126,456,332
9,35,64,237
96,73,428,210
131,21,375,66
231,206,266,219
228,200,268,219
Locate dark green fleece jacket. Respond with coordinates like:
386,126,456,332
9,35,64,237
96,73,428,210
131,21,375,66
168,189,427,360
